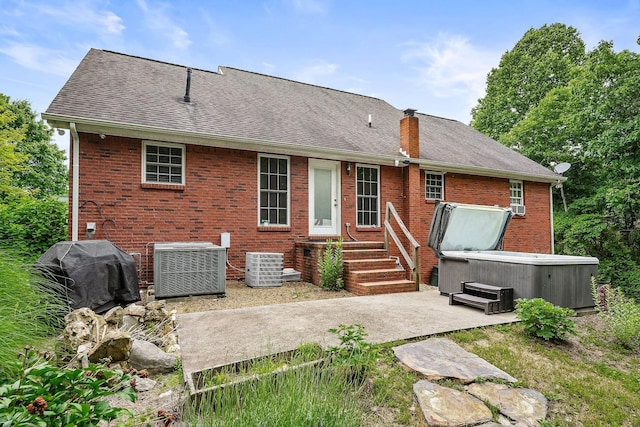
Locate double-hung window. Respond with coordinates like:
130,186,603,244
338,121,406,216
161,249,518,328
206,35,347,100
143,142,185,185
259,155,290,226
425,172,444,200
356,165,379,227
510,180,525,215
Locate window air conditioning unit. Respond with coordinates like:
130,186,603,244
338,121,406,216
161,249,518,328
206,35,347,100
153,242,226,298
511,204,526,216
245,252,283,288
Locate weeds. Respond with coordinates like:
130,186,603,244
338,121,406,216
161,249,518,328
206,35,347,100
318,237,344,290
592,281,640,351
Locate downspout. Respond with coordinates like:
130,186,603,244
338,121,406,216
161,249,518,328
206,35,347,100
549,184,555,254
70,123,80,241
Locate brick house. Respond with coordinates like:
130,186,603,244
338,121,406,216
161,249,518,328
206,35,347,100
43,49,562,295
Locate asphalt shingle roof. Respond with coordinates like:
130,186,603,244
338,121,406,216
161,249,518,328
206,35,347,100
45,49,558,181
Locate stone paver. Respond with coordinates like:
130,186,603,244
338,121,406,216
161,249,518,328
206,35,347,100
414,380,493,426
468,382,548,426
393,338,517,383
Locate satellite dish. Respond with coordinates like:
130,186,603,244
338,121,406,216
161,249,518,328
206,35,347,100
553,162,571,174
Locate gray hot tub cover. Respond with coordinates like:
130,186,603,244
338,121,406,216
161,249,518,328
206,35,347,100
36,240,140,313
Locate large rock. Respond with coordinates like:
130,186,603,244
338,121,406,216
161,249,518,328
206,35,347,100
393,338,517,383
88,331,132,363
414,380,493,426
63,307,106,347
468,382,548,426
129,339,178,374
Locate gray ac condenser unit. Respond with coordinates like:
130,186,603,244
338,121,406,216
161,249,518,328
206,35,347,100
153,242,226,298
245,252,283,287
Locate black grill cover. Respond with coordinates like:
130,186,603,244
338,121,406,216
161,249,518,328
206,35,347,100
36,240,140,313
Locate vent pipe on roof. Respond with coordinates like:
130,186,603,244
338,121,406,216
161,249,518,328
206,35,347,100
368,114,372,127
183,68,192,103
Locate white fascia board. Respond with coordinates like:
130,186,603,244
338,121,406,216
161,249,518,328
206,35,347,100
43,113,563,184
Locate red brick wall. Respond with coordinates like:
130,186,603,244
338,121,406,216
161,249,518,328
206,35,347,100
70,133,552,287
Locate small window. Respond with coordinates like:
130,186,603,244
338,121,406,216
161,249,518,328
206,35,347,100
259,155,290,226
356,165,379,227
510,180,524,206
143,142,185,185
425,172,444,200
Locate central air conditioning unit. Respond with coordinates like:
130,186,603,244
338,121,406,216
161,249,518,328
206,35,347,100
245,252,283,288
153,242,226,298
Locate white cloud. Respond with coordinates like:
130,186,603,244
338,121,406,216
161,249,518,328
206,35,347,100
0,43,77,76
401,33,501,110
37,1,125,36
292,59,339,84
136,0,191,50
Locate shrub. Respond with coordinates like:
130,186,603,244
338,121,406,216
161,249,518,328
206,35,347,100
0,196,67,260
592,282,640,351
318,237,344,291
0,347,136,426
515,298,576,341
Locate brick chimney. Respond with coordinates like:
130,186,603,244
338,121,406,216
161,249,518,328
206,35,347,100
399,108,422,270
400,108,419,158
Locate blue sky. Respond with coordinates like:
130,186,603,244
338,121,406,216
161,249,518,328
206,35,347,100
1,0,638,157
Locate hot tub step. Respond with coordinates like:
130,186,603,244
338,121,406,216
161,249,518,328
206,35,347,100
462,281,514,312
450,293,501,315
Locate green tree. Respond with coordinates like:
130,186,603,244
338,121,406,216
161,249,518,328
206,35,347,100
0,94,67,199
496,39,640,297
471,23,585,141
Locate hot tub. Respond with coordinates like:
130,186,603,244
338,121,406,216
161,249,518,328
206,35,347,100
428,203,598,309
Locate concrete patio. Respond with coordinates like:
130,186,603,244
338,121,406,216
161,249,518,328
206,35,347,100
176,287,518,381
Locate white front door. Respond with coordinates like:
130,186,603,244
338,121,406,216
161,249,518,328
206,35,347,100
309,159,340,236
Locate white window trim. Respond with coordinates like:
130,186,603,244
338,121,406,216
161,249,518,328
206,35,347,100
425,171,445,200
258,154,291,227
355,164,380,227
509,180,524,206
142,141,186,185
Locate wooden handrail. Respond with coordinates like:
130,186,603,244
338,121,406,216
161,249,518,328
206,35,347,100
383,202,420,290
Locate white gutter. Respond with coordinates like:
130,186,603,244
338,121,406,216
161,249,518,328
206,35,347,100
42,113,564,184
70,122,79,241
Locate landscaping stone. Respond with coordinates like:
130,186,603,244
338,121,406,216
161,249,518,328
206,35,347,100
393,338,517,383
129,339,178,374
133,376,157,392
468,382,548,426
88,330,132,363
413,380,493,426
124,303,146,318
144,300,168,322
104,306,124,325
120,314,140,331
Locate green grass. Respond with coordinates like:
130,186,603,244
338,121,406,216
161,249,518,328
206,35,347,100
183,361,366,426
450,323,640,426
0,249,67,379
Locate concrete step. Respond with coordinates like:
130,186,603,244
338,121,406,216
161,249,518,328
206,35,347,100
346,279,416,296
